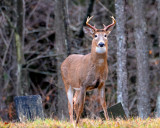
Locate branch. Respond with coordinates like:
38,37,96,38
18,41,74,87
78,0,95,38
1,10,15,29
26,68,56,76
26,53,65,66
26,28,54,34
2,28,15,66
97,0,115,16
26,0,41,22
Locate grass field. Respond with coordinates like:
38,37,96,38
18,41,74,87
0,118,160,128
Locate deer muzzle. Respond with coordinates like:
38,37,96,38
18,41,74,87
98,42,105,47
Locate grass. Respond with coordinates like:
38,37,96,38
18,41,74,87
0,118,160,128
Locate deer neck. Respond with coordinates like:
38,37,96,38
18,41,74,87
91,46,108,67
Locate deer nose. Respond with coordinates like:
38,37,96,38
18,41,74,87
98,42,105,47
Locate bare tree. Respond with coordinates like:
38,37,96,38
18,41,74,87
115,0,129,117
156,0,160,117
133,0,150,118
54,0,68,119
15,0,29,95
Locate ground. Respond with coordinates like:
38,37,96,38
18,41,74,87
0,118,160,128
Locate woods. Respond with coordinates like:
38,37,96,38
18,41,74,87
0,0,160,122
115,0,129,117
133,0,150,119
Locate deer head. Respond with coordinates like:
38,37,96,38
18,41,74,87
84,16,116,54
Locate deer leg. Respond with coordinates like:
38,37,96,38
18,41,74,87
66,85,73,123
73,90,80,118
98,85,108,120
76,87,86,124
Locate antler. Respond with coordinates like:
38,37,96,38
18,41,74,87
103,16,116,31
86,16,97,31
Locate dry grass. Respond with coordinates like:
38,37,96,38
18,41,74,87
0,118,160,128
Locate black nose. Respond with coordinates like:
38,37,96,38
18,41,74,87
99,42,105,47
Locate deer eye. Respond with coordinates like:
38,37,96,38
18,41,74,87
95,35,97,38
104,35,107,37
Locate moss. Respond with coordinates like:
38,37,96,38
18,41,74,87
15,33,22,63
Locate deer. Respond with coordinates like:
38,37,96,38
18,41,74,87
61,16,116,124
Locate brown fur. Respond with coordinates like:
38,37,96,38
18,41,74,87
61,17,115,124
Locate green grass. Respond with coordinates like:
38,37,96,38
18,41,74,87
0,118,160,128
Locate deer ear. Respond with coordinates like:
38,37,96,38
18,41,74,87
83,27,94,37
105,25,115,36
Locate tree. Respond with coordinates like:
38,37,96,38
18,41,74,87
133,0,150,118
115,0,129,117
54,0,69,119
15,0,29,95
156,0,160,117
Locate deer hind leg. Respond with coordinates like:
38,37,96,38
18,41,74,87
75,87,86,124
73,90,80,118
98,85,109,120
66,85,73,123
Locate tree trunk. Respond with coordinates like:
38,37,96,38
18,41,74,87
15,0,29,96
133,0,150,118
54,0,68,120
115,0,129,117
156,92,160,117
78,0,95,39
156,0,160,117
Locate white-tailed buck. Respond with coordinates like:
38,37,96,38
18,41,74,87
61,16,116,124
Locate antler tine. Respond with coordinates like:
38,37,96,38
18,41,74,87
86,16,97,31
103,16,116,31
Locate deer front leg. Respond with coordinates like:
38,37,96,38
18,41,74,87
75,87,86,124
98,85,108,120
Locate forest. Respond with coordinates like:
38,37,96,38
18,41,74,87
0,0,160,123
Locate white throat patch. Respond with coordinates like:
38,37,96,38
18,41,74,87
98,59,104,64
98,59,104,66
96,47,106,54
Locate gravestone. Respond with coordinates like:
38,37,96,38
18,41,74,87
107,102,127,119
14,95,44,122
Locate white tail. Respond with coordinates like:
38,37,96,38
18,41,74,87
61,16,116,124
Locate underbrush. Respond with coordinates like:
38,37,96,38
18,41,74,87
0,118,160,128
